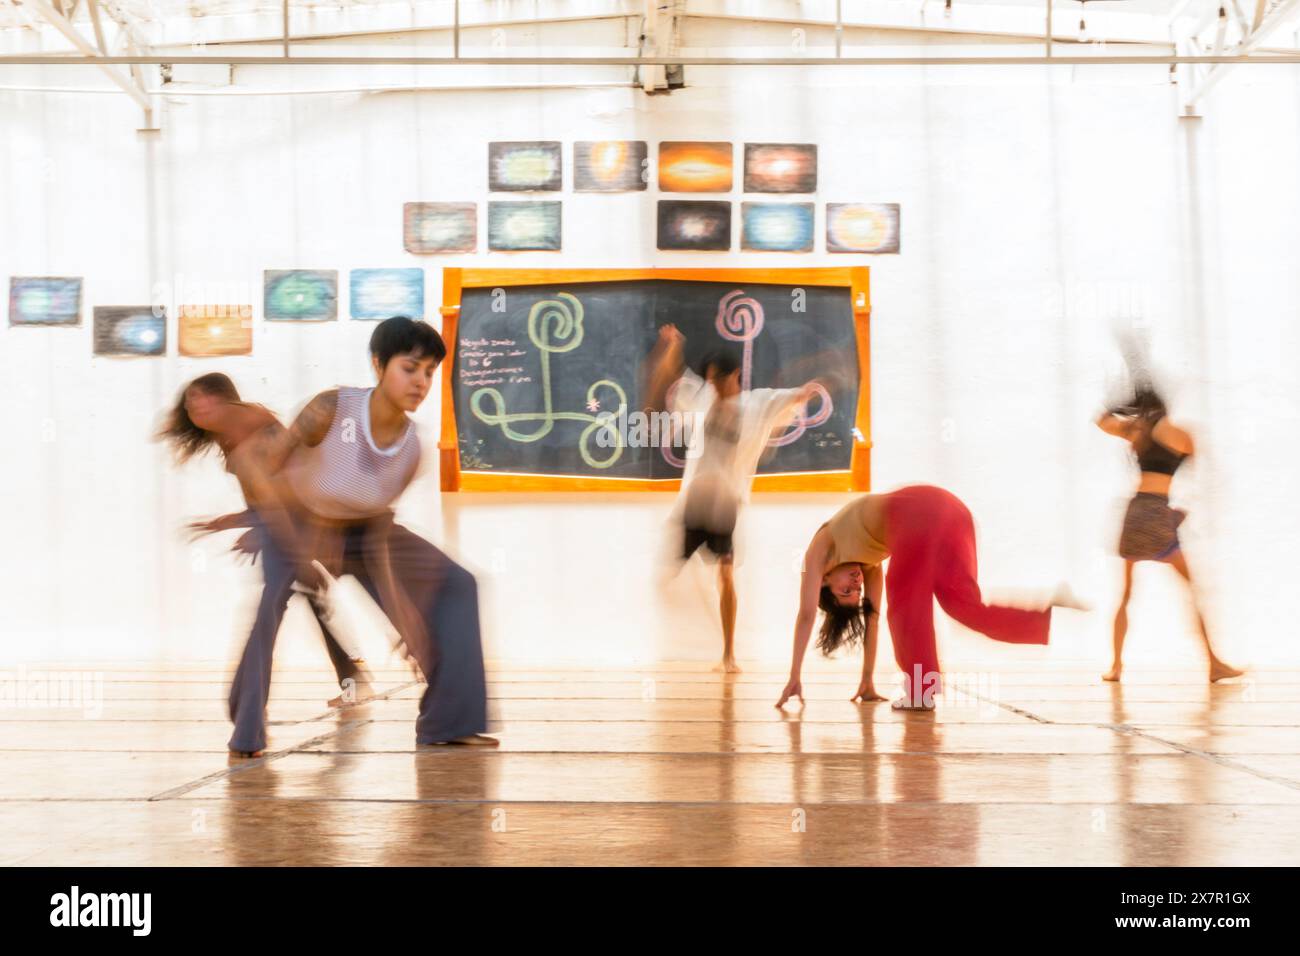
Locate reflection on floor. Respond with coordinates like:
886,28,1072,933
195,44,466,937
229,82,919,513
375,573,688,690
3,662,1298,865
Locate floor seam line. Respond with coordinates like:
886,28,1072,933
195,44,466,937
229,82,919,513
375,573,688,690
1101,722,1300,792
143,679,422,801
959,689,1300,793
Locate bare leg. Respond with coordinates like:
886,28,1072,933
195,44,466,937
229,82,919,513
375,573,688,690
1165,550,1244,682
713,556,741,673
1103,560,1135,682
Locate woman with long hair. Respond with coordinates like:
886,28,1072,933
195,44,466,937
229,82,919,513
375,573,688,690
775,485,1078,711
1096,383,1244,683
158,373,371,718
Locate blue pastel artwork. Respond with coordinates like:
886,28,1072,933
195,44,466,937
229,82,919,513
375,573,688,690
264,270,338,321
9,277,82,326
741,203,815,252
350,268,425,320
488,202,562,251
94,306,165,356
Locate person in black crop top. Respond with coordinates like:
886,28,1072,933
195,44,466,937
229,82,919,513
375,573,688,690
1096,384,1243,684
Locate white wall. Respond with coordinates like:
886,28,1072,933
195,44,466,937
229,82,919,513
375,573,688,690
2,34,1297,674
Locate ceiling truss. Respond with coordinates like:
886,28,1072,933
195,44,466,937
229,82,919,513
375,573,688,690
3,0,1300,116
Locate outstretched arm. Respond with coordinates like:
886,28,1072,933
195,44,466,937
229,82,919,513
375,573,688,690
185,508,256,540
226,390,339,584
777,530,832,708
646,324,686,413
775,379,823,417
852,565,886,703
1095,409,1136,440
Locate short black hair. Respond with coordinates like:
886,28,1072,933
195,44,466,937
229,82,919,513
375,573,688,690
698,350,740,381
369,316,446,368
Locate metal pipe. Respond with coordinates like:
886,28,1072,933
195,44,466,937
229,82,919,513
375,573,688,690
0,81,639,95
283,0,290,58
836,0,843,58
1046,0,1052,58
2,53,1299,65
454,0,460,58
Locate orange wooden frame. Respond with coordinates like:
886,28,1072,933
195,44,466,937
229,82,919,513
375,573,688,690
439,267,871,492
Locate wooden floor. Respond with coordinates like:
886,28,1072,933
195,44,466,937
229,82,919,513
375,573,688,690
4,663,1299,866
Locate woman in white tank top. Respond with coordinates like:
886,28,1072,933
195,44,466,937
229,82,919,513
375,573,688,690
225,317,496,754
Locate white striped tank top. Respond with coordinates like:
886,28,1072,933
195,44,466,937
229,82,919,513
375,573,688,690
288,386,421,520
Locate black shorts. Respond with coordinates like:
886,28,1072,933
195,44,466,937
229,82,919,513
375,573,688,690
683,525,734,560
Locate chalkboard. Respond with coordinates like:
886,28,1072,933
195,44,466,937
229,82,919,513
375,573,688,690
445,271,867,489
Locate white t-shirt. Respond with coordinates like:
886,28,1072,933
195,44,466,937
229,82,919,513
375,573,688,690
669,369,805,531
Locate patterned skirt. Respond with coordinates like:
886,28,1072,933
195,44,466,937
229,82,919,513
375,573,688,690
1118,492,1185,561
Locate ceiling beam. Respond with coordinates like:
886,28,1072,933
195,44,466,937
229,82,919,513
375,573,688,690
18,0,151,109
85,0,107,52
1187,0,1300,106
2,52,1300,65
17,0,1284,56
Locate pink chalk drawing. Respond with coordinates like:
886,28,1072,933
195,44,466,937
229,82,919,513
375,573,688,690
715,289,764,392
659,288,833,469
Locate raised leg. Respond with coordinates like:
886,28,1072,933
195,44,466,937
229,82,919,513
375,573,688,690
930,504,1052,648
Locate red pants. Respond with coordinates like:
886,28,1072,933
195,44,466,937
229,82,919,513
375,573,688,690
884,485,1051,700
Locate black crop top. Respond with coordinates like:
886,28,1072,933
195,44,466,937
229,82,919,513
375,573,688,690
1135,432,1187,476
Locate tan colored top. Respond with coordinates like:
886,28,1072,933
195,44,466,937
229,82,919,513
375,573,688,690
821,496,890,571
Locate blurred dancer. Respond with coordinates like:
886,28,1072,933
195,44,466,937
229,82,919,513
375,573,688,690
776,485,1081,711
647,323,820,673
224,317,494,756
158,373,372,717
1096,383,1243,683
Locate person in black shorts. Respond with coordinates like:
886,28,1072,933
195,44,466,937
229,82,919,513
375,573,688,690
648,324,819,672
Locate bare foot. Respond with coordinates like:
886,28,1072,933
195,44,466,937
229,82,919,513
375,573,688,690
1209,661,1245,683
891,696,935,712
1102,666,1122,682
228,748,264,759
713,658,743,674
